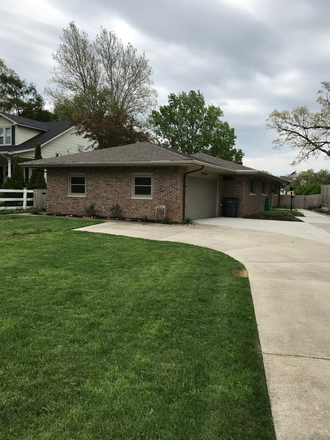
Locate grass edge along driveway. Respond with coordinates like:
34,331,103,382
0,216,275,440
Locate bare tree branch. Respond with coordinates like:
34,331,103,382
267,83,330,164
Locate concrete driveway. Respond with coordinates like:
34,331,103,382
77,209,330,440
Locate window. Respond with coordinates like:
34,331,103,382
132,174,153,199
77,145,85,153
250,178,255,194
68,175,86,196
0,127,12,145
262,180,266,195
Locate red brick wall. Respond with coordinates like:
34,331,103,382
46,166,281,220
220,176,278,216
47,166,186,222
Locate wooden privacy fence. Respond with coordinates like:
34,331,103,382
0,189,34,210
279,185,330,209
322,185,330,206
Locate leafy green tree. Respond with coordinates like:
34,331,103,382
283,168,330,193
295,183,321,195
72,109,150,149
0,59,56,121
294,169,314,187
28,144,47,189
311,169,330,185
267,82,330,164
47,22,157,121
149,90,242,160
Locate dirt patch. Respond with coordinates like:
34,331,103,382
234,269,249,278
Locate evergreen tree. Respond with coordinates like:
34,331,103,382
27,144,47,189
1,156,25,206
3,156,25,189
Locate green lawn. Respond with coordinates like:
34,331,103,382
0,216,275,439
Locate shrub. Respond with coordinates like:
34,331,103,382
161,216,172,224
3,156,25,190
245,209,304,221
1,157,25,206
28,144,47,190
85,204,96,217
110,204,123,218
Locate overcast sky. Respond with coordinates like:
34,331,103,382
1,0,330,175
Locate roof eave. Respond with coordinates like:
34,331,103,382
20,159,199,168
40,126,75,146
19,157,288,183
15,124,47,131
8,148,36,155
0,112,48,131
0,114,16,124
236,169,288,183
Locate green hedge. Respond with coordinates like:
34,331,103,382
294,183,321,195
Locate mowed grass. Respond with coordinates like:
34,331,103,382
0,216,275,440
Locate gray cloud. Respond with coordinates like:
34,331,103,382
1,0,330,174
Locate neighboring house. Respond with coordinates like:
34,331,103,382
24,142,288,221
0,112,92,187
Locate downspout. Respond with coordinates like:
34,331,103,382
182,166,204,220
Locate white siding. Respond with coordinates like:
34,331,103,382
0,116,13,126
15,126,42,144
19,129,93,160
0,116,42,146
42,129,92,158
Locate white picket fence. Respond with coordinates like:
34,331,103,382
0,189,34,210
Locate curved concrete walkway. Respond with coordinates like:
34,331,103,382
77,209,330,440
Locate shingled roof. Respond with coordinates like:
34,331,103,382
191,152,255,171
23,142,194,166
23,142,287,183
0,113,49,131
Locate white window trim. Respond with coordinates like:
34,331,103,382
68,174,86,197
0,126,12,145
131,173,153,199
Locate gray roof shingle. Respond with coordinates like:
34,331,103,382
20,141,287,183
191,152,255,171
0,113,49,130
25,142,196,166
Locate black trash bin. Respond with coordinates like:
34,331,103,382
222,197,239,217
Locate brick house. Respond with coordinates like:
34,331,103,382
24,142,287,221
